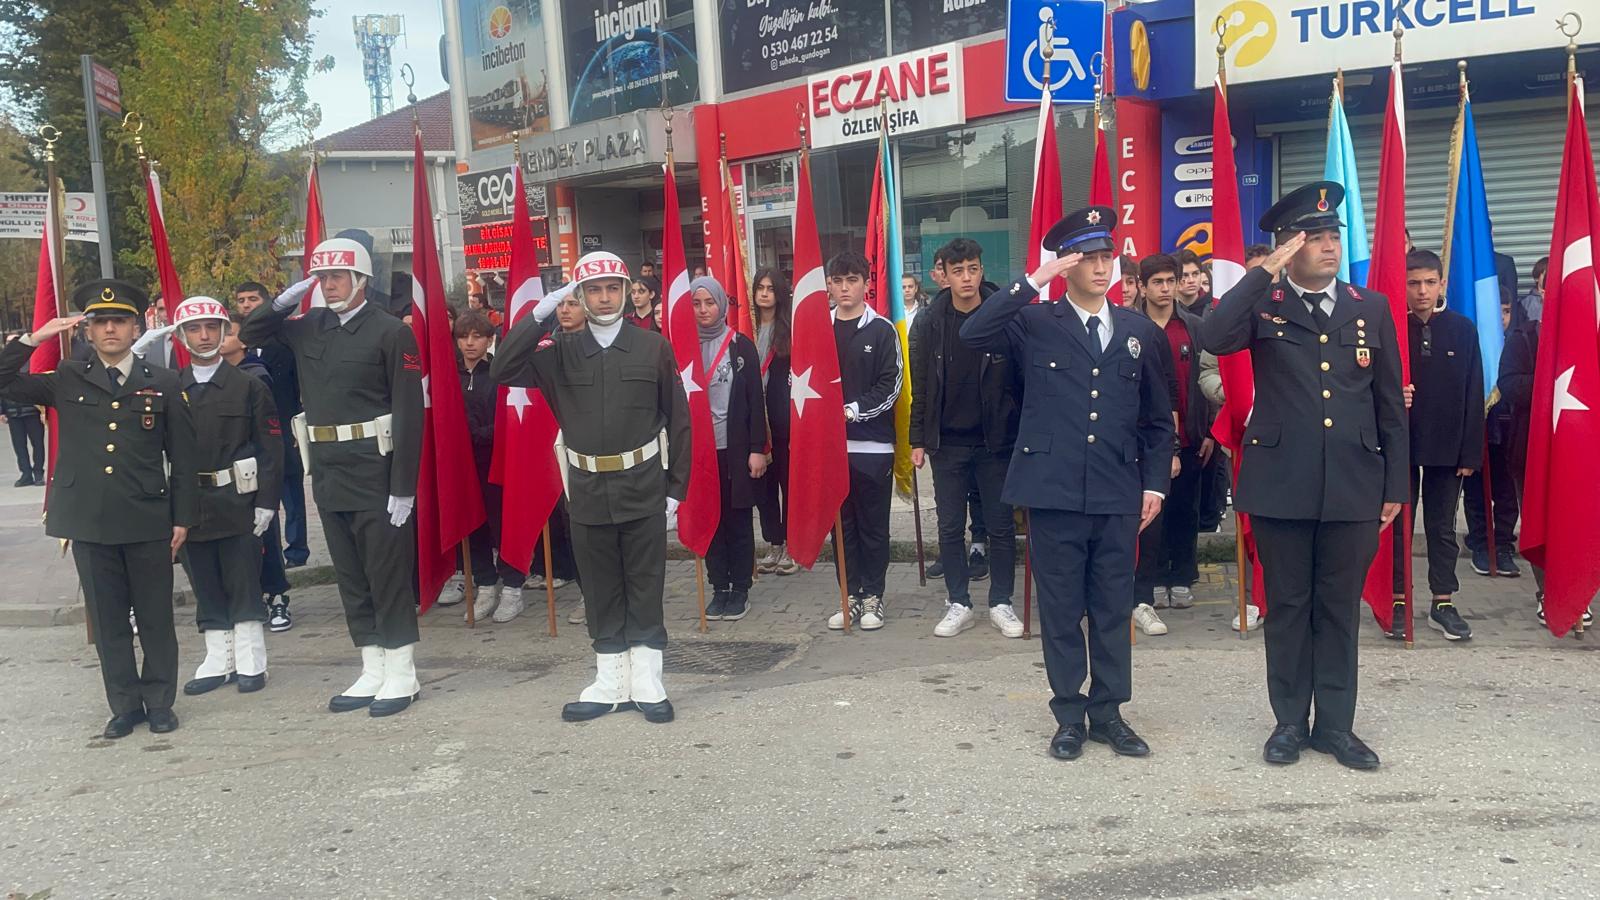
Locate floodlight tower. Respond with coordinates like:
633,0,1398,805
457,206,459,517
353,14,406,119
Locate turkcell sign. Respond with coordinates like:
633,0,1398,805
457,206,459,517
1195,0,1551,88
806,43,965,149
1004,0,1106,103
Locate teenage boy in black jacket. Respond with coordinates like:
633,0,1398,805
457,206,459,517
908,238,1023,639
824,251,902,632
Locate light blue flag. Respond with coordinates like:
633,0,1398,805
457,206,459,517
1447,92,1504,402
1324,85,1369,285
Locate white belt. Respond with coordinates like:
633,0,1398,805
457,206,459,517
198,469,233,488
565,439,659,474
306,419,383,443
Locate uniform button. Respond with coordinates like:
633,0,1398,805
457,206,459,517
1049,361,1057,368
1022,446,1030,453
1087,434,1096,444
1090,390,1099,399
1276,330,1285,337
1358,339,1367,346
1251,439,1259,445
1089,412,1099,421
105,443,115,452
1321,362,1331,371
1322,390,1331,399
1319,334,1329,344
77,395,84,402
1091,368,1100,377
108,422,118,431
103,466,113,474
111,401,120,409
1324,418,1334,428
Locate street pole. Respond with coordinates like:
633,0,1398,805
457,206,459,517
80,55,114,278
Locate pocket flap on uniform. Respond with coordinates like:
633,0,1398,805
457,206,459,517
1123,442,1140,463
1031,351,1067,370
1360,427,1383,453
1255,319,1303,343
620,365,656,382
1017,431,1052,454
1120,360,1141,379
1243,422,1281,448
559,370,595,386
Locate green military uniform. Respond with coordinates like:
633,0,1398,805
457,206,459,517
0,281,199,724
240,295,423,649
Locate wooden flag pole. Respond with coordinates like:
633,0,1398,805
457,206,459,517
1402,504,1414,649
1235,515,1250,640
833,514,851,634
462,539,477,628
910,466,927,587
542,524,557,637
694,556,709,633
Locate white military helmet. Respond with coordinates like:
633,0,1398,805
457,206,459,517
172,295,231,359
307,237,373,278
571,251,630,325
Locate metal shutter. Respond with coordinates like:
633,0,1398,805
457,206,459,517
1270,98,1600,292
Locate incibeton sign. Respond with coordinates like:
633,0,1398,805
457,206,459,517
806,43,965,149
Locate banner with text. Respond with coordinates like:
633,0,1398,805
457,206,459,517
460,0,552,151
562,0,699,124
0,192,99,243
806,43,965,149
719,0,887,94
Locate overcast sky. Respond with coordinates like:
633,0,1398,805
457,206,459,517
307,0,452,138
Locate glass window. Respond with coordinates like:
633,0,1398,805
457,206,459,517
809,142,880,263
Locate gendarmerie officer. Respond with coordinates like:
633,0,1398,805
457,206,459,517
490,251,691,724
0,280,199,738
240,238,424,718
167,297,284,696
1198,181,1408,770
961,207,1175,761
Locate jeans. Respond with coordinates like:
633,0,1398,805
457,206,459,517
7,414,44,478
1462,441,1518,556
280,444,309,565
706,449,756,591
930,442,1015,606
1135,445,1202,597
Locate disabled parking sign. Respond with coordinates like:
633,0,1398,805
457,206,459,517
1005,0,1106,103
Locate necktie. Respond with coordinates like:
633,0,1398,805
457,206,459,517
108,367,123,388
1306,292,1329,330
1086,316,1103,356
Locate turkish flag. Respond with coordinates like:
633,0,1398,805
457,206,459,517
1520,78,1600,638
30,184,64,507
409,131,486,612
784,151,850,569
1206,75,1266,615
300,161,327,313
489,164,562,575
662,156,721,557
1360,61,1411,633
1090,121,1123,306
720,155,756,341
1026,78,1064,302
141,165,188,368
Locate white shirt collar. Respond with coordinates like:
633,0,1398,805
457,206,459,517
1285,276,1337,314
1066,297,1114,342
99,352,135,380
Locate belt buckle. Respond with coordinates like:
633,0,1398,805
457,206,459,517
310,425,337,442
594,454,624,473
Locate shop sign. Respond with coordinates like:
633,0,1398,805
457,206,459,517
91,63,121,117
806,44,964,149
0,192,100,242
719,0,887,94
1112,98,1161,258
518,108,694,182
460,0,552,151
463,217,553,271
891,0,1007,56
456,165,549,228
561,0,699,124
1195,0,1552,89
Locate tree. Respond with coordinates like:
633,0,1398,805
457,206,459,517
0,116,42,330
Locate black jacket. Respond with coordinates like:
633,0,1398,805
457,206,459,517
1405,310,1484,470
180,360,284,542
907,284,1021,454
835,305,902,449
1499,318,1538,478
1197,266,1408,522
459,355,497,475
1140,304,1208,448
714,333,769,509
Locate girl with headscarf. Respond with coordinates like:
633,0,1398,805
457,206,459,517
690,275,768,621
750,267,797,575
627,275,662,332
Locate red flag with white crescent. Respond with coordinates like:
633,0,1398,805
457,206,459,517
301,160,327,312
29,183,64,507
141,165,188,367
663,155,721,556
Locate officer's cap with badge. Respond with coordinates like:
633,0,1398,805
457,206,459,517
73,279,150,320
1260,180,1345,236
1042,205,1117,255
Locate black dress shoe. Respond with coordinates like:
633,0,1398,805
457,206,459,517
147,708,179,733
1088,717,1151,757
561,699,632,722
328,693,376,713
183,672,236,695
368,693,419,717
1309,729,1380,770
1050,724,1086,760
1263,723,1310,765
236,672,267,693
103,709,147,739
634,699,675,723
13,474,33,488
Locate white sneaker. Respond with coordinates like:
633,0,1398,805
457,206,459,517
492,587,526,623
756,545,782,574
774,548,799,576
1133,603,1168,636
827,597,863,631
859,595,886,631
436,574,466,606
1169,586,1195,609
934,602,976,637
466,583,499,622
989,604,1024,638
524,573,545,589
1232,605,1263,632
567,597,587,626
1152,586,1171,609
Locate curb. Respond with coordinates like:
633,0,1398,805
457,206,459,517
0,564,345,629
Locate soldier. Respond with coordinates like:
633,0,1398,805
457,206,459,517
0,280,199,738
165,297,284,696
240,238,424,718
490,251,690,724
961,207,1175,762
1197,181,1408,770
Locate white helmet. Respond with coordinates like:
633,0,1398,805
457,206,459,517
307,237,372,312
173,295,231,360
571,251,630,325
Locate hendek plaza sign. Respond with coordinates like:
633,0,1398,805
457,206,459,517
1194,0,1555,88
806,43,965,149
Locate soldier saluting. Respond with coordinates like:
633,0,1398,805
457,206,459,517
0,280,199,738
240,238,424,718
1198,181,1408,770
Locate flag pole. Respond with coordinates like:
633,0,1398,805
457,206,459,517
1392,24,1415,649
461,539,477,627
694,556,709,633
1020,510,1032,639
1559,11,1583,637
542,524,557,637
910,467,927,586
1440,61,1468,299
833,514,852,633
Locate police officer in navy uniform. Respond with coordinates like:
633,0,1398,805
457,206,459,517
0,280,199,738
962,207,1175,761
1198,182,1408,770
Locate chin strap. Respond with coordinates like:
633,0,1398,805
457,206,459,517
586,308,624,326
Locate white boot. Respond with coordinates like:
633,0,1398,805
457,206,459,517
628,646,674,723
492,586,526,623
561,652,630,721
370,643,420,717
329,645,385,712
183,630,235,695
467,582,500,622
232,621,268,692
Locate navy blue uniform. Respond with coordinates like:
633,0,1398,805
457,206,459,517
962,278,1174,726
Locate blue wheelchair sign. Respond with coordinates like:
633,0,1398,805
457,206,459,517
1004,0,1105,104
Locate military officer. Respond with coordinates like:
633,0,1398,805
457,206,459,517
240,238,424,718
490,251,690,724
1197,181,1408,770
961,207,1175,761
167,297,283,696
0,280,199,738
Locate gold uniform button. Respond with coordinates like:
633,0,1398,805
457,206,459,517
1090,390,1099,399
103,466,113,474
1087,434,1097,444
108,422,118,431
1324,418,1334,428
1089,412,1099,421
105,443,115,452
111,401,120,409
1320,362,1331,371
1322,390,1331,399
1319,334,1329,344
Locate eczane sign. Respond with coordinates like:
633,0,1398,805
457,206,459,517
807,43,965,149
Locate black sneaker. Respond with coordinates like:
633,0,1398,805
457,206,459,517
968,547,990,582
1495,549,1521,577
1470,549,1492,576
926,559,945,578
1385,602,1407,640
1429,602,1472,641
722,590,749,621
705,589,728,621
267,597,291,633
1537,593,1546,626
12,474,32,487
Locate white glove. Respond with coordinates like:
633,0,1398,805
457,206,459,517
387,495,415,527
665,496,680,517
532,281,576,323
272,276,318,312
252,508,274,537
131,323,177,358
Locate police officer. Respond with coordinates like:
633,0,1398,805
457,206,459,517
0,280,199,738
1198,181,1408,770
961,207,1175,761
240,238,424,718
167,297,283,696
490,251,690,724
